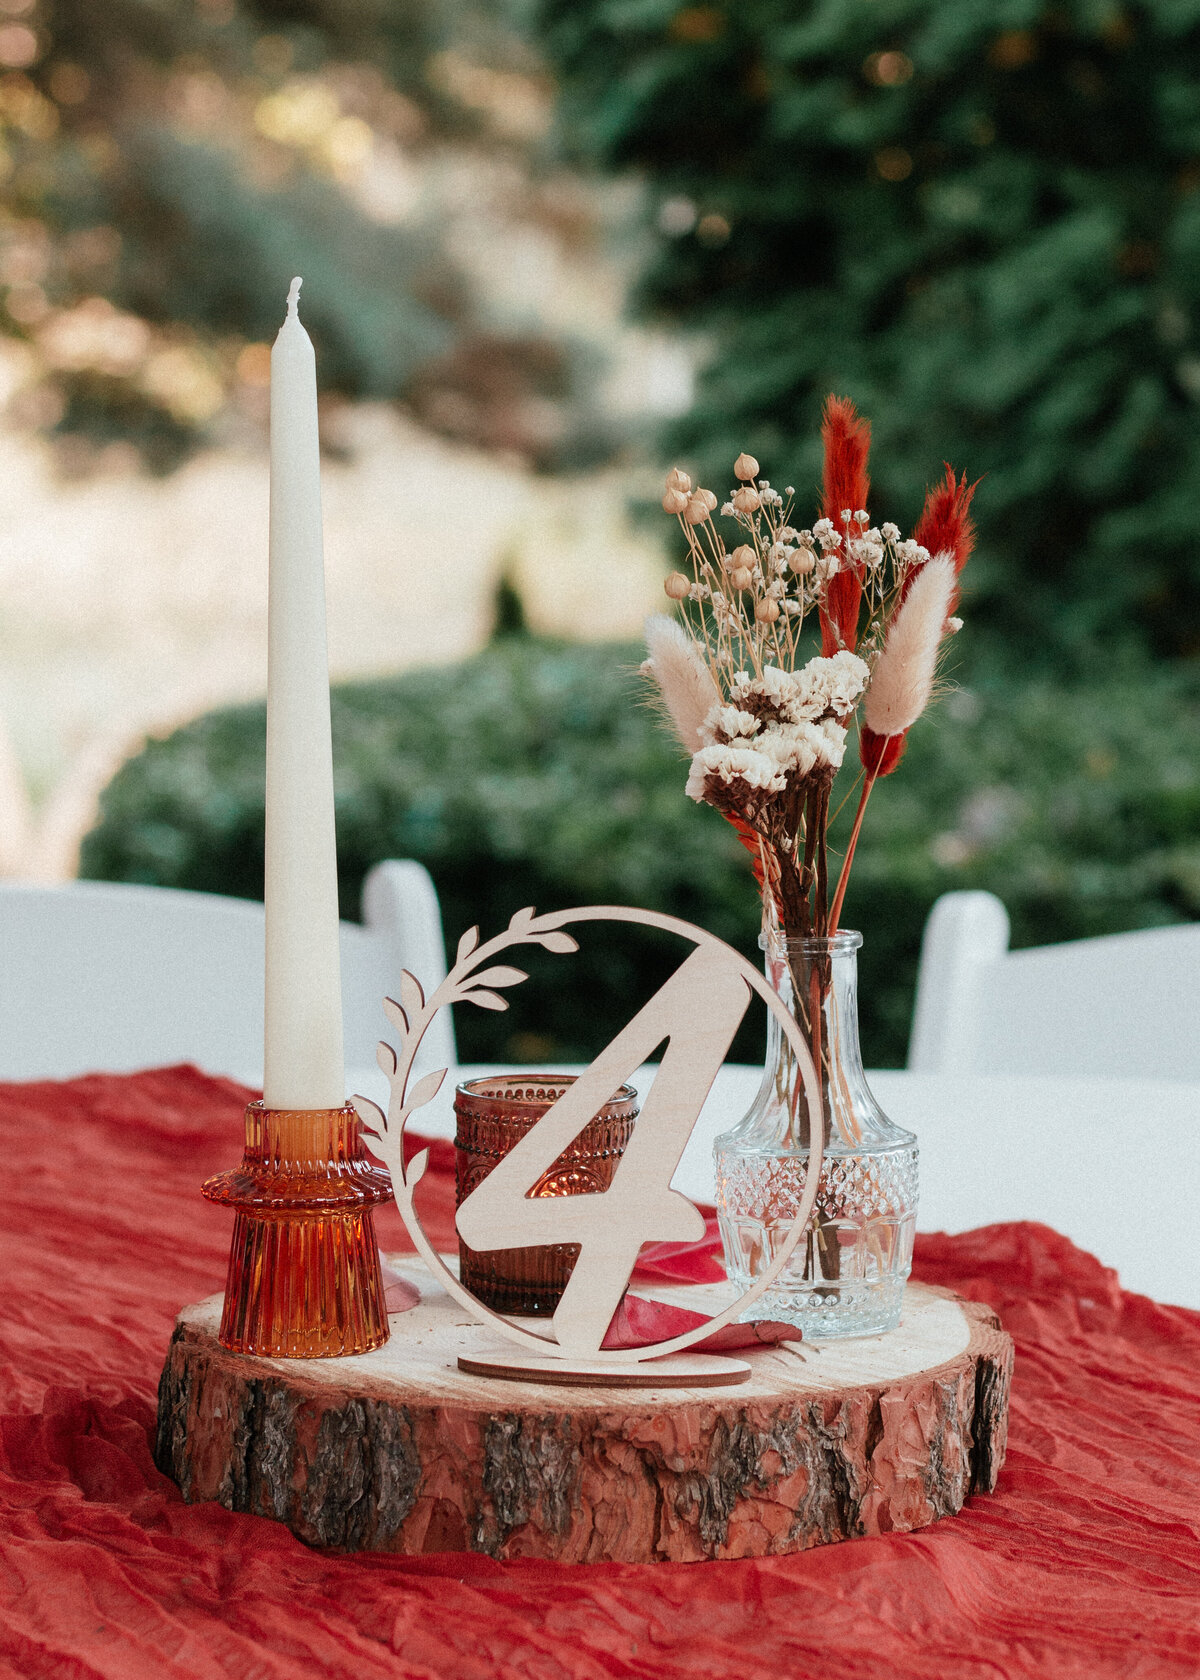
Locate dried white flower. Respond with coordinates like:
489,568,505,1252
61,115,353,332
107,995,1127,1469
786,651,870,720
729,653,868,726
881,521,900,543
701,703,761,744
850,535,885,569
755,723,819,779
731,665,792,712
686,743,783,802
818,717,849,766
755,718,849,779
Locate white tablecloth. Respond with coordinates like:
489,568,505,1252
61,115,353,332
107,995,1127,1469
348,1060,1200,1311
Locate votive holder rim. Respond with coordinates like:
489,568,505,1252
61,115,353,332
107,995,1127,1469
453,1072,638,1115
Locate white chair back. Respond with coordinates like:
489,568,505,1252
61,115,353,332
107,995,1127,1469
910,889,1200,1079
0,859,453,1088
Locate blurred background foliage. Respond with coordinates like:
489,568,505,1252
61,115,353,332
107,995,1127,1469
80,631,1200,1066
24,0,1196,1058
0,0,625,472
533,0,1200,663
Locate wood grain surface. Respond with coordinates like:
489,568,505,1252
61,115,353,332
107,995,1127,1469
156,1257,1013,1564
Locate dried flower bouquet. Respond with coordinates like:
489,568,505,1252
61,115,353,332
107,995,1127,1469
643,397,976,1140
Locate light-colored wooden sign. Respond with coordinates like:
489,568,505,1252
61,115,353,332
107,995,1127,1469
353,906,823,1385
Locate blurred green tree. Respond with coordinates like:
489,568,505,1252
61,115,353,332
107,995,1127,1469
0,0,607,470
531,0,1200,660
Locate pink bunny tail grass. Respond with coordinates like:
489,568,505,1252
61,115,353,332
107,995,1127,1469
862,553,957,740
643,614,720,753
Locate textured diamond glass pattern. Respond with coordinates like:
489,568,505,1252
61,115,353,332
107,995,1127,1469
714,931,918,1338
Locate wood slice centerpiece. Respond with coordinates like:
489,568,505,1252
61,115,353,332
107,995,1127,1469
156,1256,1013,1564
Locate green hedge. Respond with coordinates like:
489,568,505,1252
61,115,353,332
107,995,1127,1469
79,635,1200,1067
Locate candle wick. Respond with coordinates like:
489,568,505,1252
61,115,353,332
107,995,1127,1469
286,276,302,318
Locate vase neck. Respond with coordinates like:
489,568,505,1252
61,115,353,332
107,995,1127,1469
761,928,870,1146
764,929,866,1070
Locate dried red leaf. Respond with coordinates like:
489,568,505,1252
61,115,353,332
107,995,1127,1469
378,1259,422,1314
632,1214,726,1285
602,1289,796,1351
722,811,770,890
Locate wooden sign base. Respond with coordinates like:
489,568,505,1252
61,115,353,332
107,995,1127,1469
156,1257,1012,1565
457,1350,752,1387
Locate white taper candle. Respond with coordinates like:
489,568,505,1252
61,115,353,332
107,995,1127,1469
263,277,344,1109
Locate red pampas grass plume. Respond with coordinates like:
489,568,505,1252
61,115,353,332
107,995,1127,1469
818,395,871,657
821,394,871,523
904,466,978,607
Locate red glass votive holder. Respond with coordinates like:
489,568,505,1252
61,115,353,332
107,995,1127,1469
454,1075,638,1315
203,1102,392,1358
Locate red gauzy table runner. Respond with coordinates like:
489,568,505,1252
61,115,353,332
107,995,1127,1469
2,1066,1198,1679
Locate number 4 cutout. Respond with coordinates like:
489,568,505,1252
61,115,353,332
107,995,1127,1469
455,942,751,1357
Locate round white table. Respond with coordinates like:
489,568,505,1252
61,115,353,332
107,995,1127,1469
348,1060,1200,1312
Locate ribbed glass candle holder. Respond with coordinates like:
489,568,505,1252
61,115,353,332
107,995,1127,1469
454,1075,637,1315
203,1102,392,1358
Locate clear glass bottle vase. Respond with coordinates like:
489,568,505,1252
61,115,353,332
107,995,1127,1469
714,929,918,1338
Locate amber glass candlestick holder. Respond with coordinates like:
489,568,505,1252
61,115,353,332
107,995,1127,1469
203,1102,392,1358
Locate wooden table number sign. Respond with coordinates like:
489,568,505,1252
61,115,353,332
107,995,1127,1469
352,905,825,1388
157,905,1013,1563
